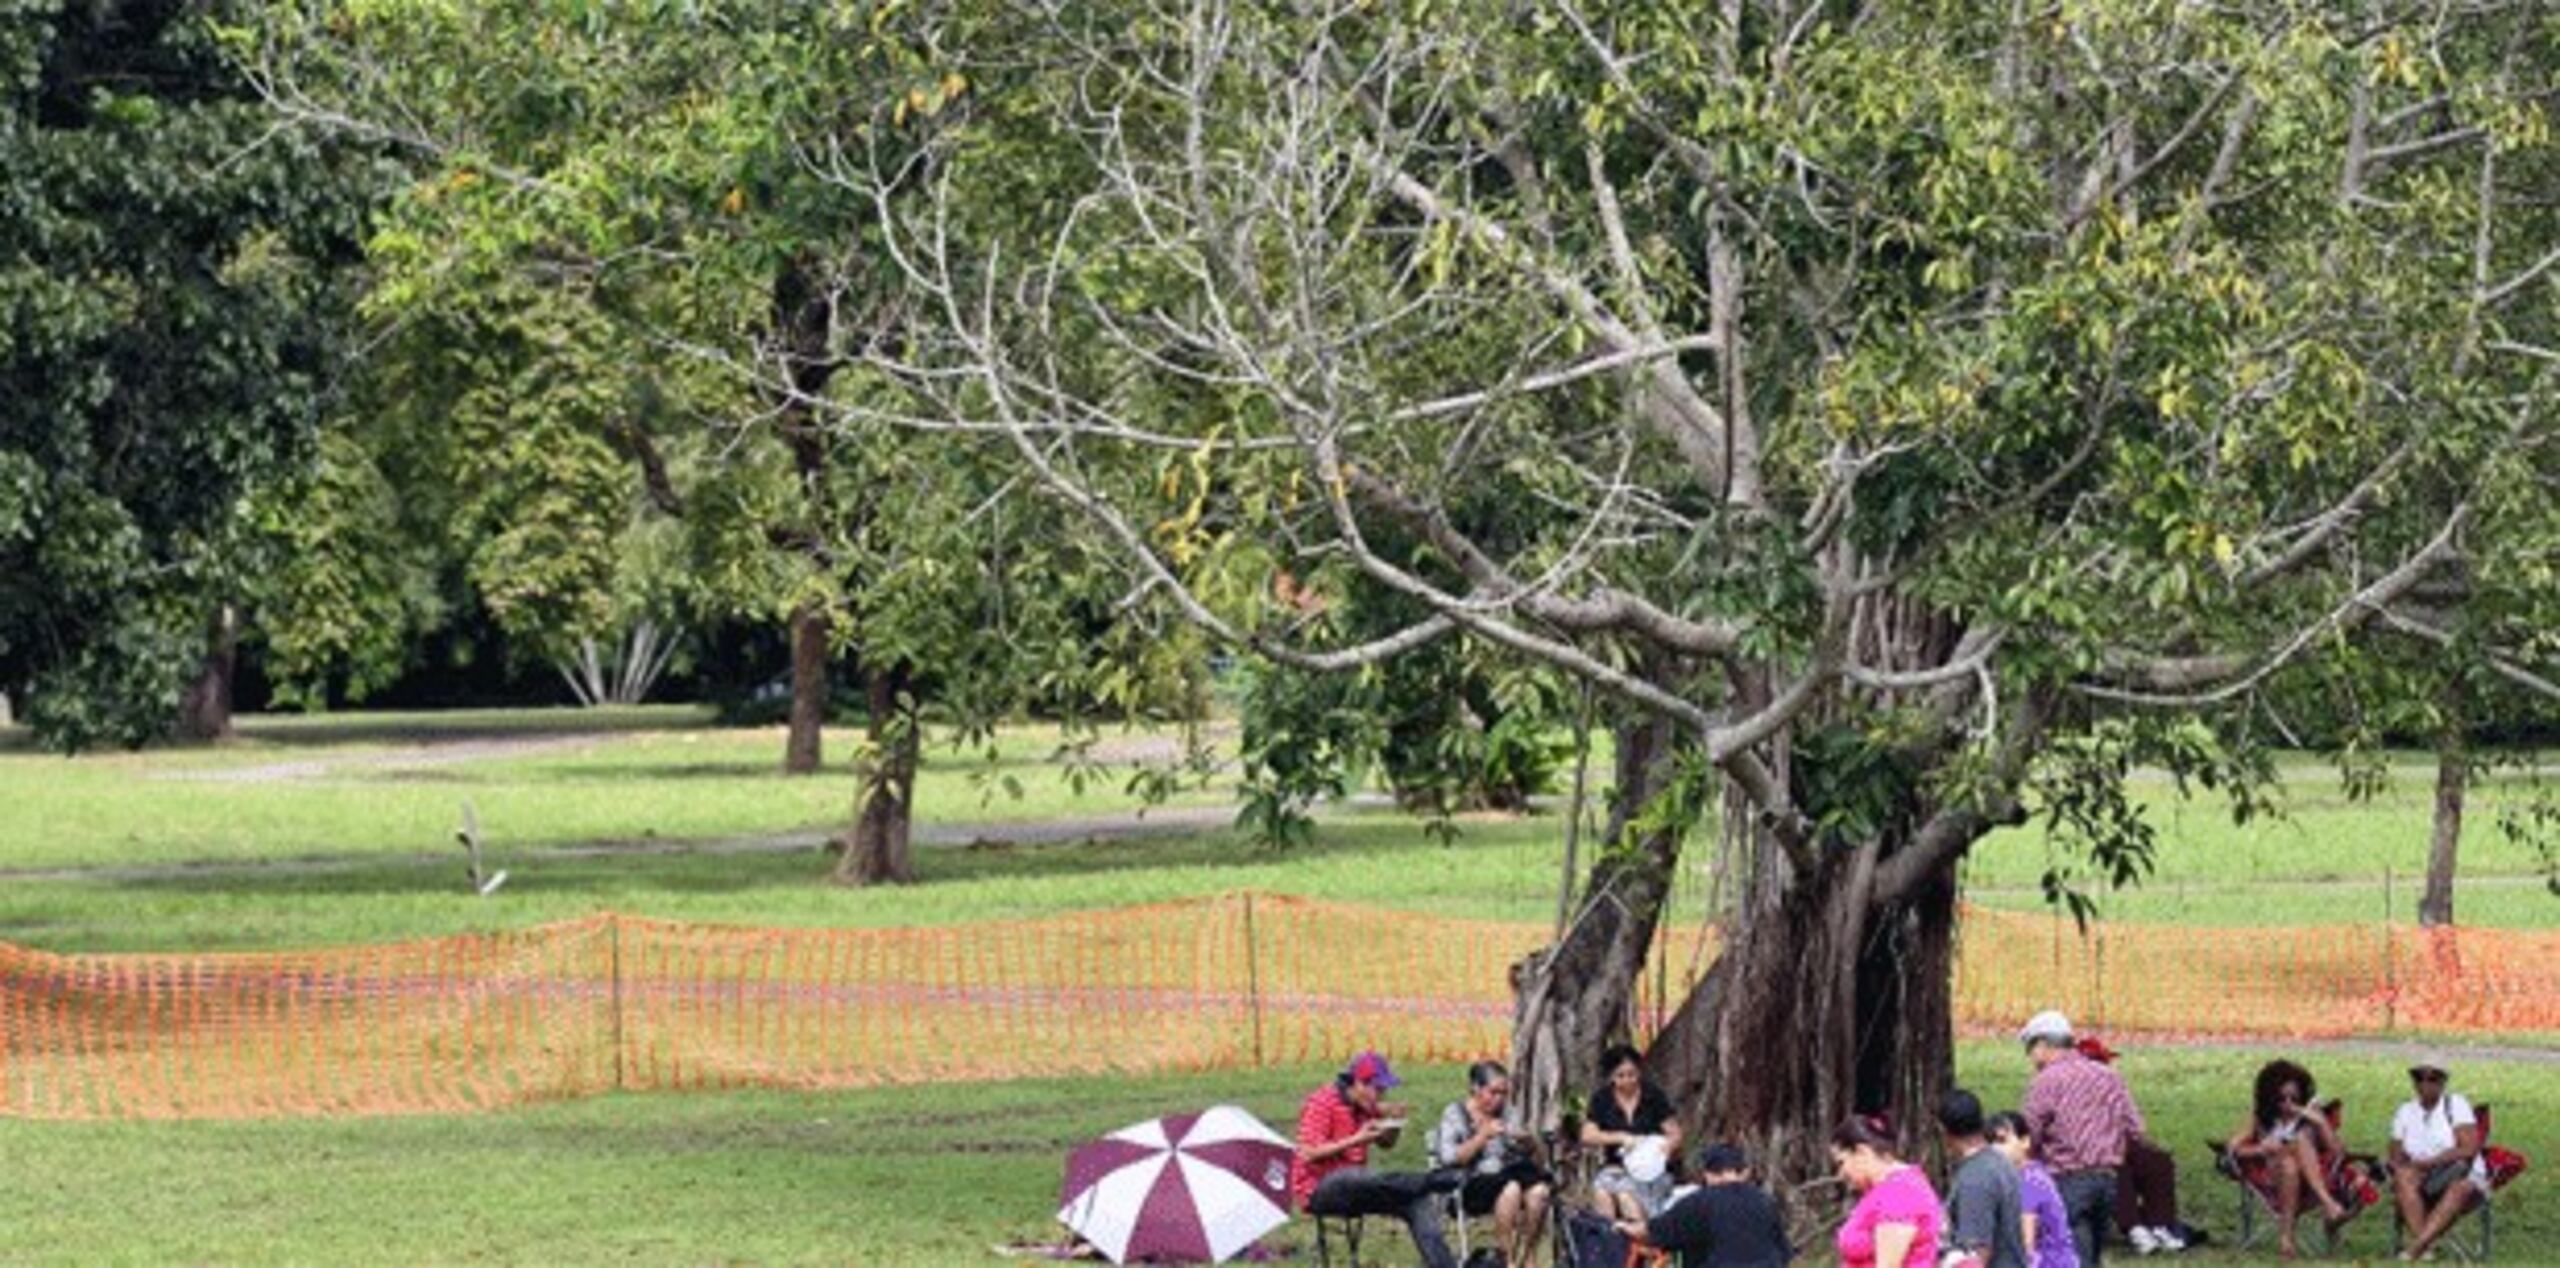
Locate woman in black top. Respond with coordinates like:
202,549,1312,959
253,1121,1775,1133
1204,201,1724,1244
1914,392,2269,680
1580,1043,1683,1220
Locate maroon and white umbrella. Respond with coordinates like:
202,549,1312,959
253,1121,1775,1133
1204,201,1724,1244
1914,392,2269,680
1057,1104,1294,1264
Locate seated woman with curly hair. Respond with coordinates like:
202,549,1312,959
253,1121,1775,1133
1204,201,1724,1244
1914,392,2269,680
2225,1058,2354,1258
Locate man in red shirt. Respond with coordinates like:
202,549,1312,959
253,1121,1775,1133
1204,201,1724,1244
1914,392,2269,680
1292,1050,1460,1268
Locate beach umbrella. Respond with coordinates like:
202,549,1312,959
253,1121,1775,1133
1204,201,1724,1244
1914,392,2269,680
1057,1104,1295,1264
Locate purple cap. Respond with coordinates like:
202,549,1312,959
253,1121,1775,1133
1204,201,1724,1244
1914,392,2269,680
1346,1050,1401,1090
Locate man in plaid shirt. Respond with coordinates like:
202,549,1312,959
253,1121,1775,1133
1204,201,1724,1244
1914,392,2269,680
2021,1011,2147,1267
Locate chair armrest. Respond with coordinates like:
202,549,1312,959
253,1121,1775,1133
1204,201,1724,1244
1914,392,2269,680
2208,1141,2248,1182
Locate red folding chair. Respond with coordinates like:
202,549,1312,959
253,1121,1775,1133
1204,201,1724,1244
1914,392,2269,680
2208,1097,2378,1255
2391,1103,2529,1263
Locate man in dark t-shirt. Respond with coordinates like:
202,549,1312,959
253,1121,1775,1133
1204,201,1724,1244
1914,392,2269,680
1617,1143,1793,1267
1942,1088,2029,1268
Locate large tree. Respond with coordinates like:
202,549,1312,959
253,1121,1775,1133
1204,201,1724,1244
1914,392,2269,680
0,0,379,748
828,0,2559,1181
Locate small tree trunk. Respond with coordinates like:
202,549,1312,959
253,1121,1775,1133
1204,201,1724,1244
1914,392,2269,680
837,663,919,886
1507,709,1686,1135
2421,707,2464,928
176,604,238,741
783,601,828,775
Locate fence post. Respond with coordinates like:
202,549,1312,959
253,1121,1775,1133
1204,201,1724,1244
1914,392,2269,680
2092,917,2106,1034
1243,893,1265,1068
610,914,627,1091
2381,866,2396,1034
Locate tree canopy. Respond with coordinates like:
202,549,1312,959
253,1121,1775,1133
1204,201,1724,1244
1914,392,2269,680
809,0,2559,1168
243,0,1209,877
1,0,382,748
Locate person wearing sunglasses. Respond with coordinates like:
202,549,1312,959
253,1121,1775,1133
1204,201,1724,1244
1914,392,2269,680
2388,1056,2487,1262
2226,1059,2350,1257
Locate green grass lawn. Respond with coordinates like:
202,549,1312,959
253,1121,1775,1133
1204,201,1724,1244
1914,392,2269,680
0,709,1236,872
0,1044,2546,1265
0,709,2553,1262
1,711,2552,953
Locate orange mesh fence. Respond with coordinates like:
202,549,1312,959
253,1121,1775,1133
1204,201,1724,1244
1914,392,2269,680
0,917,616,1118
1952,907,2398,1039
2,895,2554,1120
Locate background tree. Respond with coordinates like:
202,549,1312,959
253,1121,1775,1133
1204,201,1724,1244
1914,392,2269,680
1237,572,1575,846
246,1,1193,882
831,0,2560,1184
1,0,381,748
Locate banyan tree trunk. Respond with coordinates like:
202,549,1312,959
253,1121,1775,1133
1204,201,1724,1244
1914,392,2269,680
1507,709,1688,1134
1648,598,1967,1190
1646,835,1962,1191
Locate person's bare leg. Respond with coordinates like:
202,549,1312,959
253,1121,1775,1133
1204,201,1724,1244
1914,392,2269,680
2407,1182,2478,1259
2393,1167,2429,1244
2276,1155,2305,1256
2293,1136,2347,1221
1493,1182,1521,1264
1520,1184,1551,1265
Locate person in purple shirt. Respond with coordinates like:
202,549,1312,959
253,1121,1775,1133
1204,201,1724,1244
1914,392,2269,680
1990,1111,2080,1268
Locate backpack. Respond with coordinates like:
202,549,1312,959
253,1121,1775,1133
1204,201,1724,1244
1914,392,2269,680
1560,1211,1669,1268
1562,1210,1630,1268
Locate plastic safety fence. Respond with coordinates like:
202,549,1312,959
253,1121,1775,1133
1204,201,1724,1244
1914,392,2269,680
3,897,2556,1121
0,917,616,1119
1948,908,2560,1040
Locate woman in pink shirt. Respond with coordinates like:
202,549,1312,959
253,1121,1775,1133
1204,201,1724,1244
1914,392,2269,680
1833,1114,1944,1268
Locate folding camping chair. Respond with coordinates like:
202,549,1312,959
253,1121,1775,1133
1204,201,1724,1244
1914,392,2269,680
1311,1212,1371,1267
2390,1103,2528,1263
2207,1097,2378,1255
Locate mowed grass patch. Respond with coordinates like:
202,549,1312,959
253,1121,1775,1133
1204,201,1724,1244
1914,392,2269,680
0,713,1235,872
0,810,1595,952
1964,875,2560,928
5,789,2556,954
0,1045,2547,1264
1966,763,2558,888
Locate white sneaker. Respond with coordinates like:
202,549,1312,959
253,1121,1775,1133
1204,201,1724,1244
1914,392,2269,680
2150,1226,2186,1253
2129,1226,2161,1255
